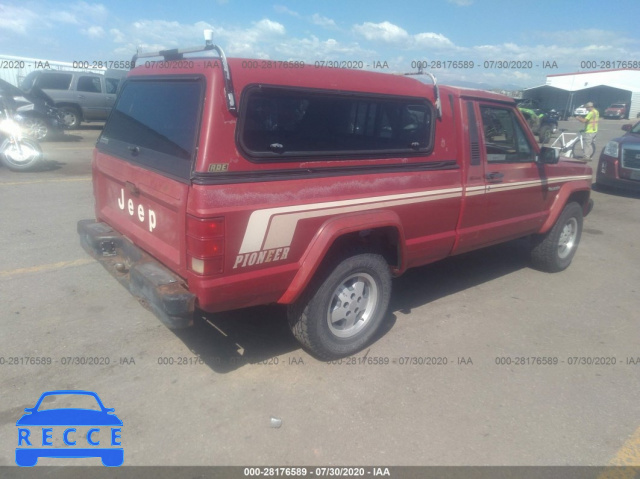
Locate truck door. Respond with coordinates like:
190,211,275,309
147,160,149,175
475,103,550,246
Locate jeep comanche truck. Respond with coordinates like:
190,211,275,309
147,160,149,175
78,41,593,359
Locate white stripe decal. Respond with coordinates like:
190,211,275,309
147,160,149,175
263,192,461,251
237,174,592,254
486,175,592,194
239,188,462,253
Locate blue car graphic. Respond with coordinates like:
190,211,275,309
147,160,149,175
16,390,123,467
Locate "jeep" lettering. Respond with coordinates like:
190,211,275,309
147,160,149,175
117,188,157,232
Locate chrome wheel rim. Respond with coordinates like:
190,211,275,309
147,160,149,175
24,120,47,140
558,217,578,259
326,272,378,338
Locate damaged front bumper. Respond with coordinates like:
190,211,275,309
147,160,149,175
77,219,195,329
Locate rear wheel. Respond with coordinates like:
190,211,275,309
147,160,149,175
287,253,391,359
572,138,586,159
530,202,583,272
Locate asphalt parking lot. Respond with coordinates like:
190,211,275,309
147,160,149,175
0,118,639,467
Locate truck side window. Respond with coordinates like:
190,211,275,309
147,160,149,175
480,106,533,163
239,86,434,160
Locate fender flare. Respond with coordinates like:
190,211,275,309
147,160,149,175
539,180,592,234
277,210,405,304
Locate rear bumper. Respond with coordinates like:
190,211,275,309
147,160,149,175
77,219,195,328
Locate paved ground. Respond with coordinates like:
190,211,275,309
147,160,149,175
0,119,639,467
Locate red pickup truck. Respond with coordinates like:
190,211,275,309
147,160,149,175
78,40,593,359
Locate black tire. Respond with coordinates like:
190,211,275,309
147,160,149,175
538,126,552,144
530,202,583,272
0,138,44,171
287,253,391,359
59,106,81,129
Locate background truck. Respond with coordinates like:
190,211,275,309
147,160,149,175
78,41,593,360
604,102,629,119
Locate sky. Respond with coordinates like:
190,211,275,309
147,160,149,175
1,0,639,89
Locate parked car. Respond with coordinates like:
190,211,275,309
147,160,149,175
573,105,588,116
20,70,125,129
603,103,628,119
596,121,640,191
0,79,63,140
77,40,593,360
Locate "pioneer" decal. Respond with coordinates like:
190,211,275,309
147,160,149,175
233,247,290,269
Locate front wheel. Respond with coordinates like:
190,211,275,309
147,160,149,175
1,138,44,171
59,106,81,129
530,202,583,272
288,253,391,359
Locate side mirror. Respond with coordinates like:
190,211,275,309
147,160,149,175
622,124,632,132
539,146,559,164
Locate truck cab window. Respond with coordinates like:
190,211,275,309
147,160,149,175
480,106,533,163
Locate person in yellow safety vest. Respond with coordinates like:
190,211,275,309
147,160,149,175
575,101,599,159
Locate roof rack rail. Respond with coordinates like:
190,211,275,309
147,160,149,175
130,30,237,115
405,67,441,119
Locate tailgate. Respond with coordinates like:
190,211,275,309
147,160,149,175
93,152,190,277
92,76,205,278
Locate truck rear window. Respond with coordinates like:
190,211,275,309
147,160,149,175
98,77,203,179
238,86,433,160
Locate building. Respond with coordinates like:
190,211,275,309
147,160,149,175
522,69,640,119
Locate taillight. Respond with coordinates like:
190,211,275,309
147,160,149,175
187,216,224,275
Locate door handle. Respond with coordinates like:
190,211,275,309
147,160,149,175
77,95,85,99
485,172,504,182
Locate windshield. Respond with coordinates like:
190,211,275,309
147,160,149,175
631,123,640,134
610,104,625,108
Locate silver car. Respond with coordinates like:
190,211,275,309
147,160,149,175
20,70,125,129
